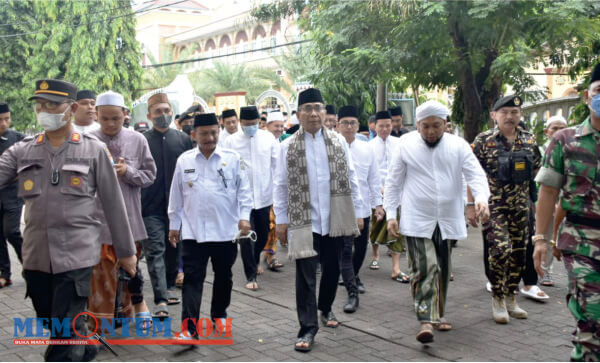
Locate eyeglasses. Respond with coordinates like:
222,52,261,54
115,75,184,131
339,121,357,127
33,100,69,112
299,104,325,113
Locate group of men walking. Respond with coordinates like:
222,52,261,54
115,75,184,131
0,63,599,361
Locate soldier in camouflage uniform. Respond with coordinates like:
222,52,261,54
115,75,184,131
471,95,541,324
534,63,600,361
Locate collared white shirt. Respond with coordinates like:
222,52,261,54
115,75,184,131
273,128,362,235
383,131,490,240
222,129,279,210
73,122,100,134
344,138,383,218
168,146,253,243
369,135,401,180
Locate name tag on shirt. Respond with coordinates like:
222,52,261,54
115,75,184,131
184,169,195,174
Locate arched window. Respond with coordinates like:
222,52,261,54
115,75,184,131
235,31,248,44
219,35,232,48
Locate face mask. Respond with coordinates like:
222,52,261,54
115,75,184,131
591,94,600,118
37,112,67,132
153,114,172,129
422,133,443,148
182,124,193,135
242,124,258,137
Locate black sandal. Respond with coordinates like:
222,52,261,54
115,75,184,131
320,311,339,328
152,304,169,320
167,289,181,305
294,333,314,352
267,258,283,271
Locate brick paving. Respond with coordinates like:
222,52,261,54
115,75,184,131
0,226,575,361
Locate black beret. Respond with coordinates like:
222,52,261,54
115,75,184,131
240,106,260,120
76,90,96,101
492,94,522,111
29,79,77,102
375,110,392,121
590,63,600,84
194,113,218,127
222,109,237,119
389,106,403,116
0,103,9,114
338,105,359,120
298,88,324,106
325,105,336,115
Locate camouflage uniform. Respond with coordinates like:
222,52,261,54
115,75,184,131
472,127,541,299
535,118,600,361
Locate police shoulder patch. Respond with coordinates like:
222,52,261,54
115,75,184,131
35,134,44,144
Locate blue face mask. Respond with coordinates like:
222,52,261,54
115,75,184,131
242,124,258,137
591,94,600,118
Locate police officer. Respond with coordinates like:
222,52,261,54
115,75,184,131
0,102,25,289
470,95,541,324
0,80,137,361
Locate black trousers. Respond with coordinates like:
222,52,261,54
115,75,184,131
24,267,96,362
181,240,237,337
0,197,23,280
239,205,270,282
296,233,345,337
352,216,370,278
483,205,537,286
341,216,370,296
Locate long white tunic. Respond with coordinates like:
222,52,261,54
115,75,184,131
345,138,383,219
369,135,401,180
383,131,490,240
273,128,362,235
222,129,279,210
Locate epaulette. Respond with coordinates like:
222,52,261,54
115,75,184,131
83,132,100,141
22,135,35,142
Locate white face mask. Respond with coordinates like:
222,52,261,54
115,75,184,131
37,111,68,131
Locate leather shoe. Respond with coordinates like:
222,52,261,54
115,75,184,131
343,295,359,313
356,277,366,294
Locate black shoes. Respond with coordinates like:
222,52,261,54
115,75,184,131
343,295,359,313
356,277,366,294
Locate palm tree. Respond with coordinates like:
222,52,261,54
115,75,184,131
142,45,194,90
189,61,293,104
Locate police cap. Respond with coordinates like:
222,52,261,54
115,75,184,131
29,79,77,103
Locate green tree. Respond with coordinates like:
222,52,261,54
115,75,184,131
0,0,143,131
188,61,293,104
254,0,600,141
142,45,194,90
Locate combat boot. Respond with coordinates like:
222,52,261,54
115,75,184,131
492,296,509,324
505,294,528,319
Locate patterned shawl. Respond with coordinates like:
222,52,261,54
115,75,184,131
286,126,359,260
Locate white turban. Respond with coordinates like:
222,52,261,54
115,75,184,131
416,100,449,122
545,115,567,128
96,90,125,108
267,111,284,124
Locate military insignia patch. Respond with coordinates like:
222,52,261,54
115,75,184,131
486,140,497,148
36,134,44,144
24,180,34,191
71,133,81,143
514,97,521,106
514,161,526,171
70,176,82,187
40,81,49,90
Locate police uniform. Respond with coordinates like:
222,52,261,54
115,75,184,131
0,80,136,361
472,95,541,299
167,113,252,338
0,105,25,285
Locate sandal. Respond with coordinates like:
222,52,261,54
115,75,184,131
294,333,314,352
541,274,554,287
245,280,259,291
416,323,434,343
434,318,452,331
135,311,153,333
167,289,181,305
0,277,12,289
520,285,549,301
320,311,339,328
175,272,184,288
391,271,410,283
152,303,169,320
369,260,380,270
266,257,283,271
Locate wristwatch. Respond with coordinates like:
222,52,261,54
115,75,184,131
466,202,475,207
